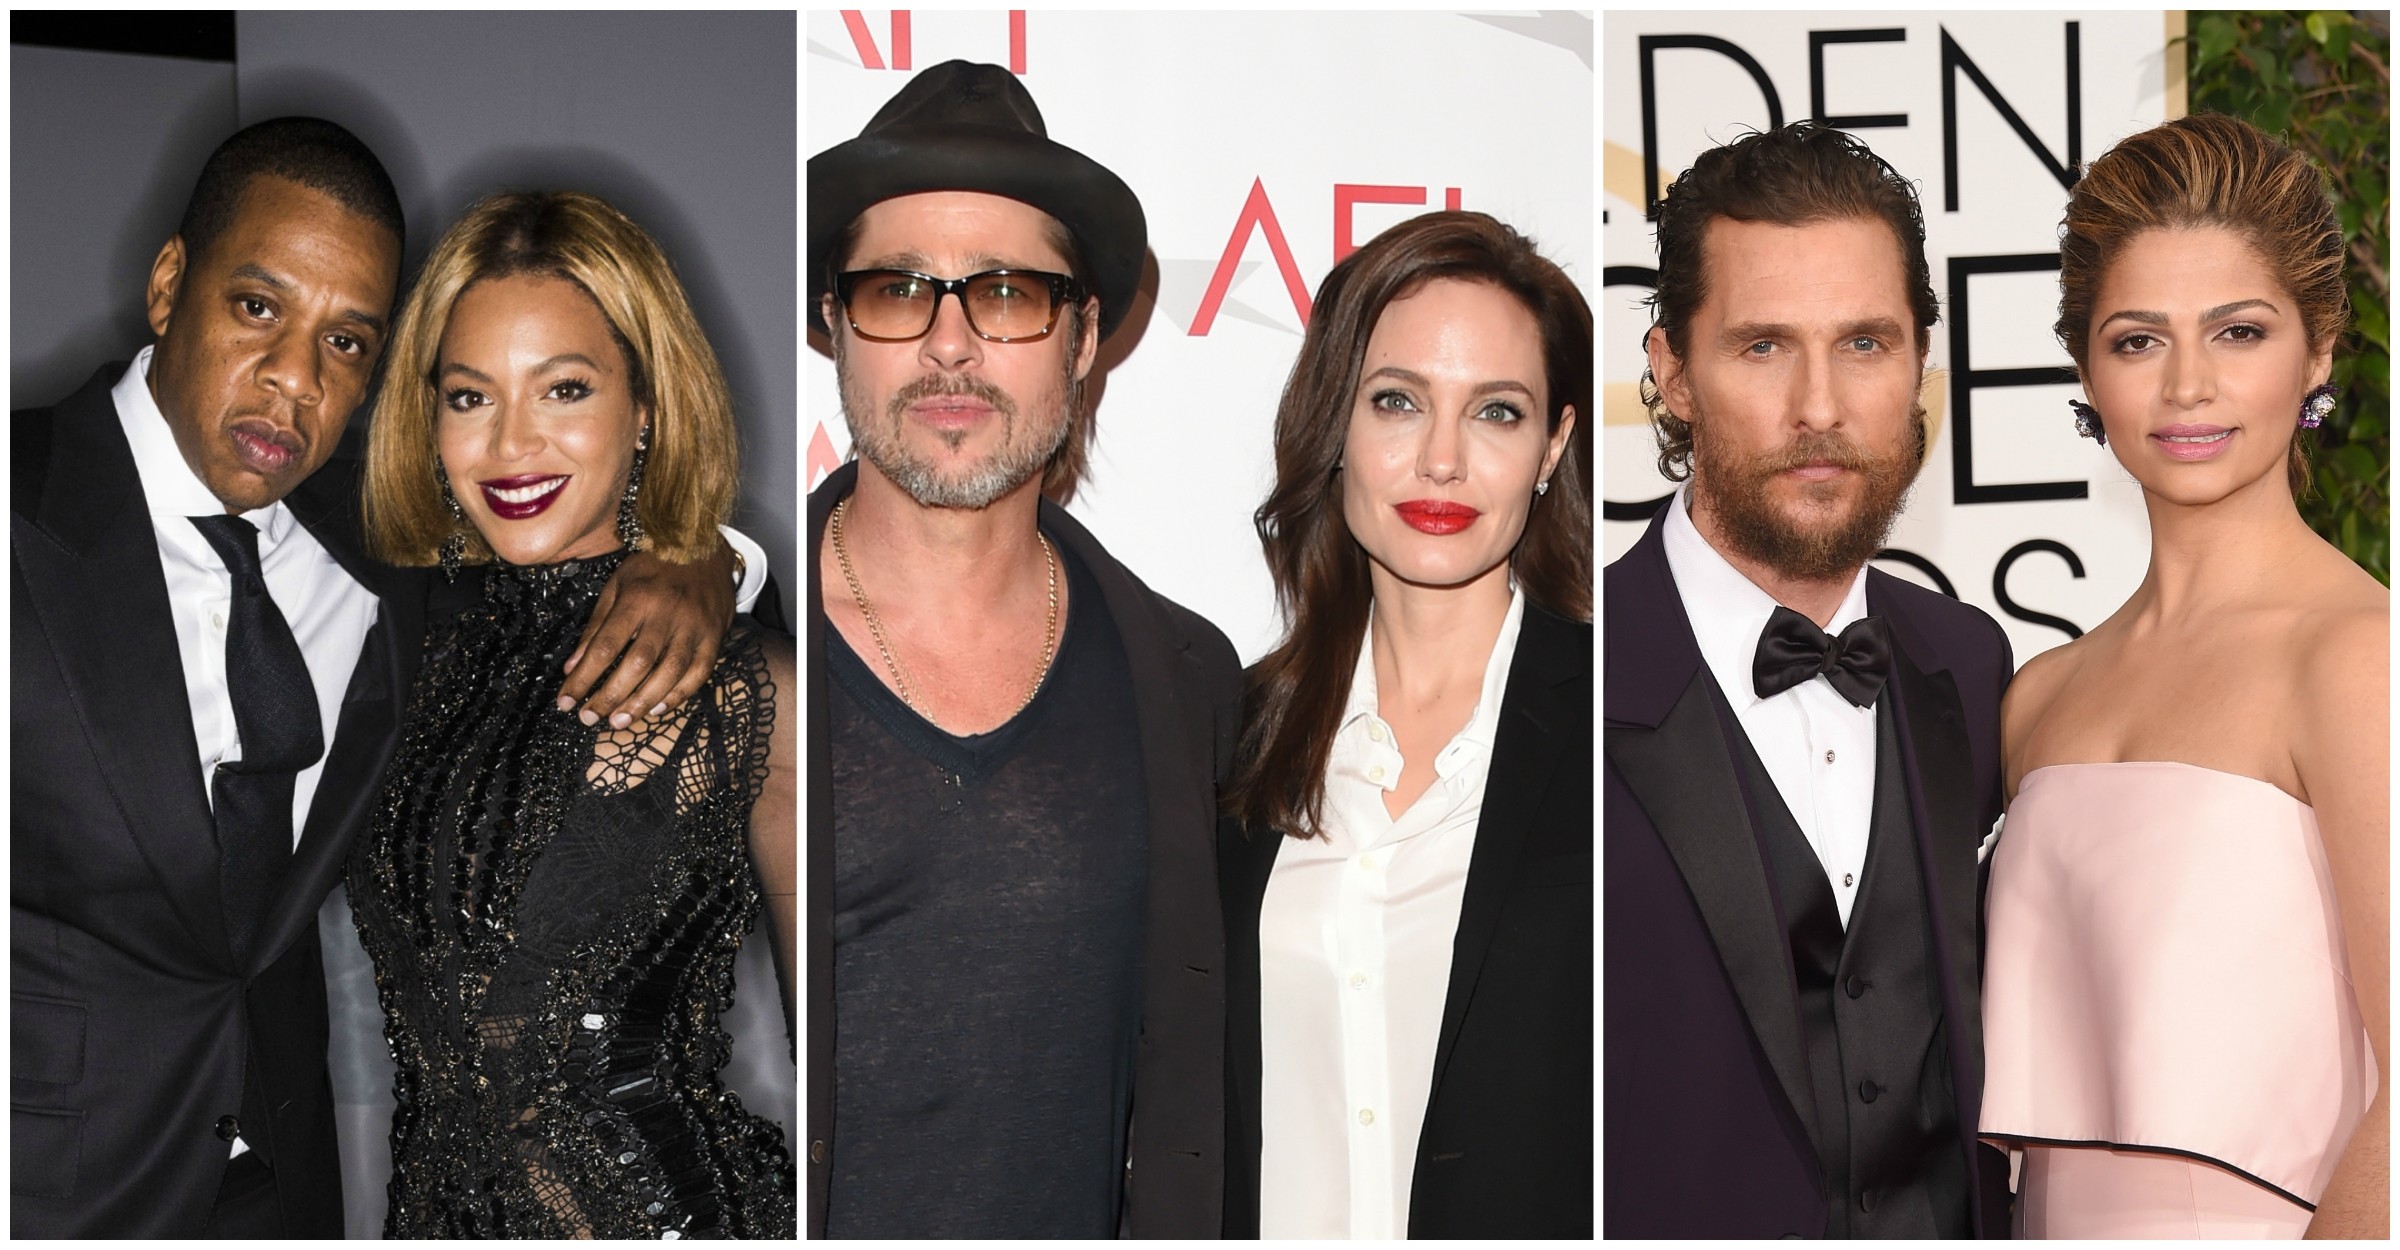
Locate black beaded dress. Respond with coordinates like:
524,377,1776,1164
349,551,795,1238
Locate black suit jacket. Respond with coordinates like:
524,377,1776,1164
1221,600,1594,1238
804,460,1244,1237
1601,503,2013,1239
11,365,426,1237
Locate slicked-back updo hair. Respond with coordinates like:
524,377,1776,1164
364,191,739,567
1642,121,1939,481
177,116,404,265
2057,113,2348,496
1225,211,1593,841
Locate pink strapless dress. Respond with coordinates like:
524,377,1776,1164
1981,762,2377,1239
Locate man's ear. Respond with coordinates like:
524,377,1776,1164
146,236,189,339
1069,294,1102,382
1643,325,1690,423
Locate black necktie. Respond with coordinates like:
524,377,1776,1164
191,514,324,962
1752,605,1893,708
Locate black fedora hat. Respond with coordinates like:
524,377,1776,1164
809,60,1146,342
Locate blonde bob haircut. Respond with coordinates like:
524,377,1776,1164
365,190,738,566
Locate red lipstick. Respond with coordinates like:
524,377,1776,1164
479,473,570,519
1395,499,1481,535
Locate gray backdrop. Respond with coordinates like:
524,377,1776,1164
11,12,797,1238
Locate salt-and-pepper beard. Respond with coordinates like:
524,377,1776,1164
1690,405,1925,583
833,321,1082,511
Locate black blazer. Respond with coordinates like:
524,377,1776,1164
1221,599,1594,1239
803,460,1244,1237
11,365,427,1236
1601,503,2013,1238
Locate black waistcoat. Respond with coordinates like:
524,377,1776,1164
1721,693,1969,1239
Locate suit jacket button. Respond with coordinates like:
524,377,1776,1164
1859,1079,1880,1103
1859,1187,1878,1213
809,1139,827,1165
215,1115,241,1142
1844,974,1866,998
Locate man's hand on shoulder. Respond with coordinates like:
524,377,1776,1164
558,538,739,730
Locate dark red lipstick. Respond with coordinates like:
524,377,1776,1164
479,473,570,520
1395,499,1481,535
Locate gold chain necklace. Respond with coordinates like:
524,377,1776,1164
829,495,1059,724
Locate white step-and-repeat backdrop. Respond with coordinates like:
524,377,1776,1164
1603,12,2180,663
808,10,1593,661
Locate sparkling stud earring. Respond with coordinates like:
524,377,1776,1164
2300,383,2339,429
2069,399,2107,446
1534,479,1550,497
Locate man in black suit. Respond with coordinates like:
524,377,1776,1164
12,117,743,1238
1602,121,2015,1237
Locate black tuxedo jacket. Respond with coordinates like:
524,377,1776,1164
804,460,1244,1237
1221,600,1594,1238
11,365,427,1237
1601,503,2013,1238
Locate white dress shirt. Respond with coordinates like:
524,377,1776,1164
1257,587,1525,1239
115,347,383,852
1661,485,1878,925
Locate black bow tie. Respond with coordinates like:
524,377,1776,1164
1752,606,1893,707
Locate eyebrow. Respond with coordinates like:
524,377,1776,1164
437,352,608,384
228,262,390,336
2099,298,2281,329
854,251,1056,275
1360,365,1536,398
1719,317,1908,346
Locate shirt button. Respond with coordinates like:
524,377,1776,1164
1859,1079,1880,1103
210,611,226,631
1843,872,1855,887
1825,749,1836,764
1358,1108,1376,1127
1367,764,1386,783
1367,722,1386,743
1348,972,1367,990
1356,854,1376,871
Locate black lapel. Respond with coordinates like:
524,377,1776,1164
1875,583,1991,1234
1608,677,1821,1148
246,473,409,976
1605,506,1821,1150
1426,603,1584,1093
12,367,228,959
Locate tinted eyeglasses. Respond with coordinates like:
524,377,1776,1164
833,268,1086,343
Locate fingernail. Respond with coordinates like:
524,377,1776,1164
610,712,633,729
579,709,599,726
556,696,577,713
647,703,669,718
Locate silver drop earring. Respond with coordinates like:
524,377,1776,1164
616,426,649,550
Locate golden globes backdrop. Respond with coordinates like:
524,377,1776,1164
1603,12,2179,662
808,9,1593,660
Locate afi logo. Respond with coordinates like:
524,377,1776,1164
1192,181,1465,336
841,11,1028,74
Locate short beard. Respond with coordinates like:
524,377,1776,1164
834,327,1081,511
1691,412,1922,582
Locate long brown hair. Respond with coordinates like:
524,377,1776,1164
2056,113,2348,496
1224,211,1592,840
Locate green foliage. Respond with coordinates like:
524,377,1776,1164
2187,10,2391,583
